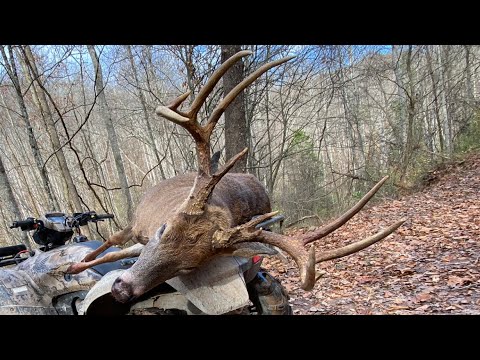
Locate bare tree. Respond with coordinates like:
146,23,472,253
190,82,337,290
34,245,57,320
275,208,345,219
87,45,133,221
221,45,248,172
125,45,166,180
0,154,30,248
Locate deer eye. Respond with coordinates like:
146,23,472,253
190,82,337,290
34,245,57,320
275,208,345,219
155,223,167,241
159,223,167,235
178,267,196,275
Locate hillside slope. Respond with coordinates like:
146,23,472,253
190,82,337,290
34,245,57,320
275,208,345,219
264,153,480,314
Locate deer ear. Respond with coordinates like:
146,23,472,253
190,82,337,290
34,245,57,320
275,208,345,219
223,242,278,258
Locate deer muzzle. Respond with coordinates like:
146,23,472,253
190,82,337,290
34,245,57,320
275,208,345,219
111,272,144,303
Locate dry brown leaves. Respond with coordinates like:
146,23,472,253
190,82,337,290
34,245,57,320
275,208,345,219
263,153,480,315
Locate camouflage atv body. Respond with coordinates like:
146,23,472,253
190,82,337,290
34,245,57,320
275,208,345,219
0,241,291,315
0,241,130,315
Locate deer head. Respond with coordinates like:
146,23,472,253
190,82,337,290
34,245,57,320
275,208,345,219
111,50,405,303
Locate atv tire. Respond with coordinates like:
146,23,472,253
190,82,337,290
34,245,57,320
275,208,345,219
247,270,292,315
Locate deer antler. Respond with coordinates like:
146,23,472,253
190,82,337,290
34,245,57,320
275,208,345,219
212,176,406,291
156,50,295,215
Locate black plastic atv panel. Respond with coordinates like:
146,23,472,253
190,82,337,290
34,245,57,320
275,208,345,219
0,244,27,258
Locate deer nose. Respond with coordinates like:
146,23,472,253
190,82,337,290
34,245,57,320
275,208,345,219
111,276,136,303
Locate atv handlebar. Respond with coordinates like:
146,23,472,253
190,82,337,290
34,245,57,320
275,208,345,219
94,213,114,220
11,211,114,232
8,211,115,253
0,244,28,268
72,211,114,227
9,217,40,231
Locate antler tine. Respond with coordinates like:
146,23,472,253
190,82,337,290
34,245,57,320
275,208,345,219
205,55,296,135
302,176,389,245
168,90,191,111
183,148,249,215
188,50,253,119
159,50,254,126
155,91,192,125
315,219,406,263
155,106,190,125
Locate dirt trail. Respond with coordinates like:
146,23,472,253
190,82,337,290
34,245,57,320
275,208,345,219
263,153,480,314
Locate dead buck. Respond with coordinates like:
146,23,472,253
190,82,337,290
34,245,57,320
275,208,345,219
67,50,405,303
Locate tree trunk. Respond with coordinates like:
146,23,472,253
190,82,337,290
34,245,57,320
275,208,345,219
0,155,31,249
464,45,476,105
392,45,406,147
2,132,41,216
426,46,445,154
400,45,417,179
184,45,196,104
21,45,83,213
221,45,248,173
1,91,42,216
87,45,134,221
439,45,453,153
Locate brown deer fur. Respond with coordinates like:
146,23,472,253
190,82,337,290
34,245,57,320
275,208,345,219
131,172,271,239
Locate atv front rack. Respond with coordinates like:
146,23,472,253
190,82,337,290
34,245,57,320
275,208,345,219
0,244,28,267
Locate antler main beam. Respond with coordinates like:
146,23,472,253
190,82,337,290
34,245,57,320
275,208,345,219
155,50,295,214
302,176,389,245
205,56,295,135
189,50,254,119
156,51,294,174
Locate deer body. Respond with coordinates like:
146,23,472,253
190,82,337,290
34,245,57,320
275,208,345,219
131,172,271,239
73,172,271,271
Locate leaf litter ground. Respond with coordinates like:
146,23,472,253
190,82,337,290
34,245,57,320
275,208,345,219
262,153,480,315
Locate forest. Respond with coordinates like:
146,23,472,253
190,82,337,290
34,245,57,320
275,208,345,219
0,45,479,248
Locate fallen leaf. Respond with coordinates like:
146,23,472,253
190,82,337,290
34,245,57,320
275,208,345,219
387,306,410,312
398,268,415,276
357,308,373,315
447,275,470,287
414,293,433,303
415,305,430,311
358,276,375,284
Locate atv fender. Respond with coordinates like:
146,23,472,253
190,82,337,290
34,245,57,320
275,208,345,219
79,256,250,315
